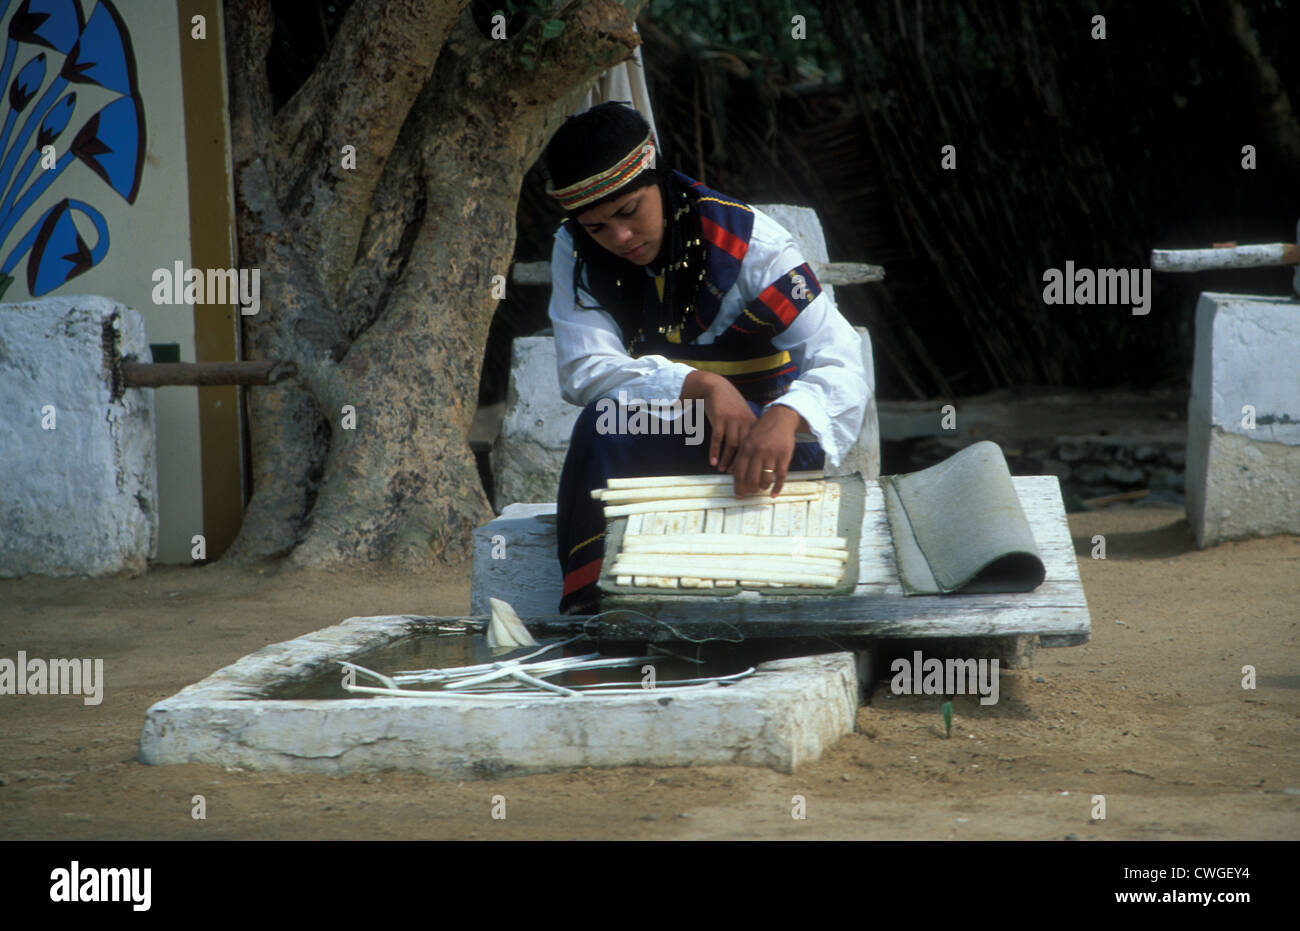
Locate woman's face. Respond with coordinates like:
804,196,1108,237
576,183,664,265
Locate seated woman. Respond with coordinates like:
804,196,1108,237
543,102,869,614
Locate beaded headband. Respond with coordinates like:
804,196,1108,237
546,132,656,212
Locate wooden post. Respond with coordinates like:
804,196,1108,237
1151,241,1299,272
121,360,296,388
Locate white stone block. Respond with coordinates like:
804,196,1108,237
490,337,582,510
1186,292,1300,547
471,503,562,616
835,326,880,481
0,296,157,576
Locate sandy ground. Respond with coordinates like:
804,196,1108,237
0,504,1297,841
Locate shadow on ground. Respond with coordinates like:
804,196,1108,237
1072,513,1194,560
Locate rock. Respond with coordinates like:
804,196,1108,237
1072,463,1108,485
1148,467,1181,490
1057,440,1088,462
1035,458,1071,480
1103,465,1144,485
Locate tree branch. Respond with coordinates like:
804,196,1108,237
271,0,470,300
1223,0,1300,168
490,0,648,106
225,0,277,264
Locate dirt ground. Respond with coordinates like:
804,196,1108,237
1,504,1297,840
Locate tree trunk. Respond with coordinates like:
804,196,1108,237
223,0,646,568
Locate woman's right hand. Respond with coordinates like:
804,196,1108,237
683,370,756,472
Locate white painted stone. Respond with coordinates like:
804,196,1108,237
139,614,859,777
490,336,583,510
0,296,157,576
1186,292,1300,547
836,327,880,481
471,503,562,618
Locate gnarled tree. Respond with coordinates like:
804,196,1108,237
223,0,645,567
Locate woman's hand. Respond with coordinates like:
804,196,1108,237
731,405,805,497
682,370,757,472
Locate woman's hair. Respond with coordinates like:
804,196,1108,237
544,103,708,350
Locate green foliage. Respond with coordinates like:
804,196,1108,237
649,0,841,83
941,701,953,738
499,2,566,73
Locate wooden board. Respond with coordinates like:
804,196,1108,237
530,476,1090,646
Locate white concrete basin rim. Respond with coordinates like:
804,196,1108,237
142,612,813,713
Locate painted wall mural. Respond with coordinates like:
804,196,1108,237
0,0,143,300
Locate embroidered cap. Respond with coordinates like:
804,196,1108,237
544,102,659,214
546,133,655,211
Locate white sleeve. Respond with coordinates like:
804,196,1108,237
547,226,696,407
743,217,871,467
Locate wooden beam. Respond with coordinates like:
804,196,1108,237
122,360,297,388
1151,242,1299,272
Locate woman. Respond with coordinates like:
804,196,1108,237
544,102,869,613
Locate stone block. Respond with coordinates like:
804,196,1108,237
490,337,582,510
0,296,156,576
1185,292,1300,547
471,503,562,617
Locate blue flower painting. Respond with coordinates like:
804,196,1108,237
0,0,144,300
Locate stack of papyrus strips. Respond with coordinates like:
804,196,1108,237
594,470,846,589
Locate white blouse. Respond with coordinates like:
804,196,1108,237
547,205,870,466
